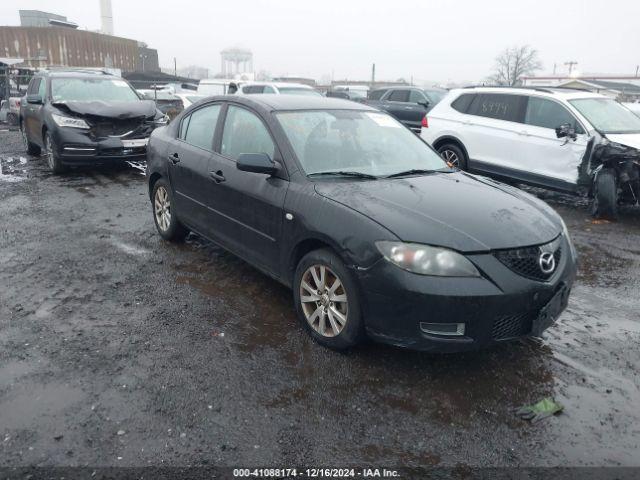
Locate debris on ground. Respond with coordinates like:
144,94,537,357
515,397,564,423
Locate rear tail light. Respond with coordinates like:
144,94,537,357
421,115,429,128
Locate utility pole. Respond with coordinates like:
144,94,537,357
564,61,578,75
371,63,376,86
174,57,177,80
636,65,639,78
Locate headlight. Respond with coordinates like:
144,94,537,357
375,241,480,277
154,114,170,126
51,113,90,129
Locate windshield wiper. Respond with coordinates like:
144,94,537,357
308,171,378,180
385,168,450,179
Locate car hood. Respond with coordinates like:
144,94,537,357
314,172,562,252
605,133,640,150
51,100,157,120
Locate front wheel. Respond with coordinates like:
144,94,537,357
293,249,365,350
43,131,66,174
437,143,468,170
591,169,618,219
152,179,189,241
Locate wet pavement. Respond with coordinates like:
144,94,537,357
0,128,639,468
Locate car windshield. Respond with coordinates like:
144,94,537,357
424,89,446,104
276,109,449,177
278,87,322,97
569,98,640,134
51,78,140,103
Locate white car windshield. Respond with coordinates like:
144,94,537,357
52,78,140,103
276,109,449,177
569,98,640,134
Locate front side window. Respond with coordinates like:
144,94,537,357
182,104,221,150
51,78,140,102
569,98,640,134
388,90,410,102
28,78,41,95
467,93,527,122
221,106,275,160
525,97,584,133
276,109,448,177
264,85,276,93
369,89,387,101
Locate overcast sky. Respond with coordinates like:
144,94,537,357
2,1,640,84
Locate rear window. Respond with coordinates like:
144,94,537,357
467,93,527,123
451,93,474,113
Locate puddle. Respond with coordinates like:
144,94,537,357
110,239,151,257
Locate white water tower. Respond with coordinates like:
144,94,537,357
100,0,114,35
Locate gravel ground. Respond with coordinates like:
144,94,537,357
0,127,639,469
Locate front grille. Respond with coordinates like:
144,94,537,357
90,118,152,139
492,312,532,340
494,237,562,281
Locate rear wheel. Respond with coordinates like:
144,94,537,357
591,169,618,219
21,122,40,155
437,143,467,170
152,179,189,241
43,131,67,174
293,249,365,350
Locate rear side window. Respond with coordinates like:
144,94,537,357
467,94,527,123
182,104,222,151
221,106,275,160
525,97,584,133
388,90,410,102
242,85,265,94
451,93,475,113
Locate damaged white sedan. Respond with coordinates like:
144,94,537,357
421,87,640,218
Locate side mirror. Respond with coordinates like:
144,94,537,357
27,94,43,105
237,153,278,175
418,100,430,109
555,123,577,140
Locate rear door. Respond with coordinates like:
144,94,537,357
168,103,222,232
204,104,288,275
519,96,588,186
460,93,528,173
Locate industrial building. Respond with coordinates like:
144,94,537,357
0,3,159,73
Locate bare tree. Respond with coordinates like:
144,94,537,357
488,45,542,86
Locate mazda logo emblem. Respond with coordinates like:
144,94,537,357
539,252,556,274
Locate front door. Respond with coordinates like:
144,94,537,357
204,104,288,275
25,78,46,144
168,103,222,232
518,96,588,187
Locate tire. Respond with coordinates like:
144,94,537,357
43,131,67,174
151,179,189,242
293,248,365,350
591,169,618,219
6,113,18,126
437,143,468,170
21,122,41,155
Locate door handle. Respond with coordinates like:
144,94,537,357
168,152,180,164
209,170,225,183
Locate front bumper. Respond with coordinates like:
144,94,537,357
51,127,151,165
356,235,577,352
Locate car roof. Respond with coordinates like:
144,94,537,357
241,82,314,89
457,86,608,100
204,94,376,112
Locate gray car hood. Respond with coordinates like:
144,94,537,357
52,100,157,120
314,172,562,252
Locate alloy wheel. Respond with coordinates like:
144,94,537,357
154,186,171,232
441,149,459,167
300,264,348,337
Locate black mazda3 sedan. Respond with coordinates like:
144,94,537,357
146,95,577,352
20,69,168,174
